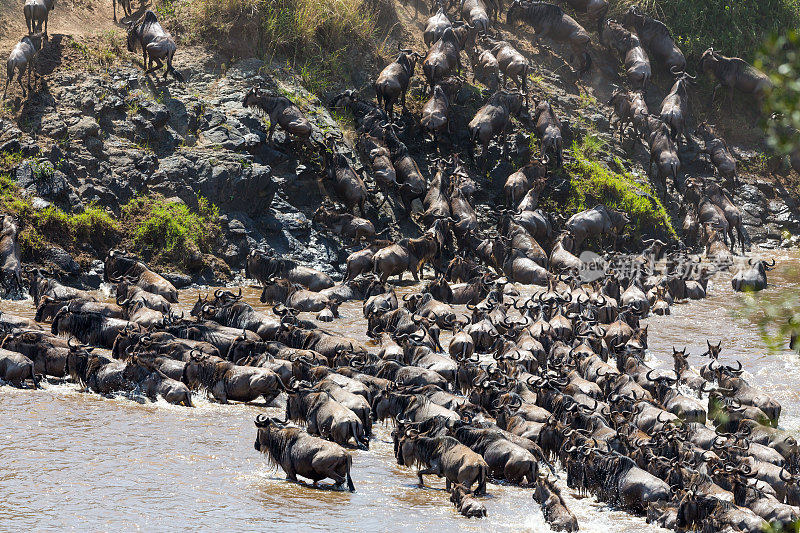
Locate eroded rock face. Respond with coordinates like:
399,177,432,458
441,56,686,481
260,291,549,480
6,52,385,279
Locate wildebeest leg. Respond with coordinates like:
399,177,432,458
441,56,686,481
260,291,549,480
18,68,27,97
113,0,117,22
44,14,48,38
709,84,721,108
417,467,439,487
267,122,276,142
211,381,228,403
2,76,11,100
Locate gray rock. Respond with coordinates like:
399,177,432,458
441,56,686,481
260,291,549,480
70,117,101,140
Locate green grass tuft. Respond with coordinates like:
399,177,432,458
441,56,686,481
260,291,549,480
561,135,677,242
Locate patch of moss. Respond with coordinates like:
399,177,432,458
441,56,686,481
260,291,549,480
557,135,677,242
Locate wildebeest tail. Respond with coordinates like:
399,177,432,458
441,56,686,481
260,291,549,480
346,455,355,491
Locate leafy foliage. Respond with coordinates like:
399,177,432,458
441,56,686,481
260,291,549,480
757,30,800,156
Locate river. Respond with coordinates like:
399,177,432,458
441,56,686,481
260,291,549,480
1,250,799,532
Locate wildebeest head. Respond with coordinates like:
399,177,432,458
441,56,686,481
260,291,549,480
242,87,279,112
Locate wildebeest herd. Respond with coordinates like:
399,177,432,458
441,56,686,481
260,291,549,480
2,0,800,530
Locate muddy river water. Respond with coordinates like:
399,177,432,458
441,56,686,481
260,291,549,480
2,250,800,532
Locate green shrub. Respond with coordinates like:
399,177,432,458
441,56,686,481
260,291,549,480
70,206,119,254
121,195,221,268
562,135,677,241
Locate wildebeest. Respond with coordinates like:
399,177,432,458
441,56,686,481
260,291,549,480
286,383,369,449
3,34,43,100
254,415,355,491
52,306,141,349
622,5,685,73
608,88,649,142
504,161,547,208
0,215,23,296
183,354,288,404
644,115,681,192
532,475,578,531
318,133,369,216
600,19,650,90
313,203,377,241
700,47,772,106
29,269,96,306
450,483,487,518
243,87,312,142
422,25,474,93
23,0,54,36
246,249,334,291
533,101,564,167
461,0,490,32
483,37,530,103
506,0,592,74
126,11,184,81
372,234,438,282
260,279,339,316
696,122,737,186
113,0,131,22
396,431,488,494
731,258,775,292
473,47,501,90
0,347,37,387
659,71,694,146
564,205,629,250
375,47,423,117
421,81,458,147
468,89,524,165
104,250,178,303
424,6,452,47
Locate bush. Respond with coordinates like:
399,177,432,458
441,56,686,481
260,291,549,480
615,0,800,62
70,206,119,254
561,135,677,242
121,195,221,269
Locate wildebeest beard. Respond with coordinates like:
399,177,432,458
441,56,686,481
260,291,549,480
196,359,234,389
257,425,304,471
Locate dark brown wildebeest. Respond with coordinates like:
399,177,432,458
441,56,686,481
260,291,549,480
246,249,334,291
533,474,579,531
318,133,368,216
483,37,530,104
468,89,524,165
372,234,439,283
312,203,377,241
450,483,487,518
506,0,592,74
0,347,37,388
285,382,369,449
422,25,475,94
608,89,648,141
700,47,772,107
424,5,452,47
600,19,650,90
104,250,178,303
504,161,547,208
243,87,312,143
696,122,737,187
564,205,629,250
24,0,54,35
659,71,695,146
533,101,564,167
375,47,423,117
0,215,23,296
254,415,355,491
644,115,681,192
183,353,288,404
344,241,393,281
623,5,685,74
126,11,184,82
396,430,488,494
473,47,501,90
